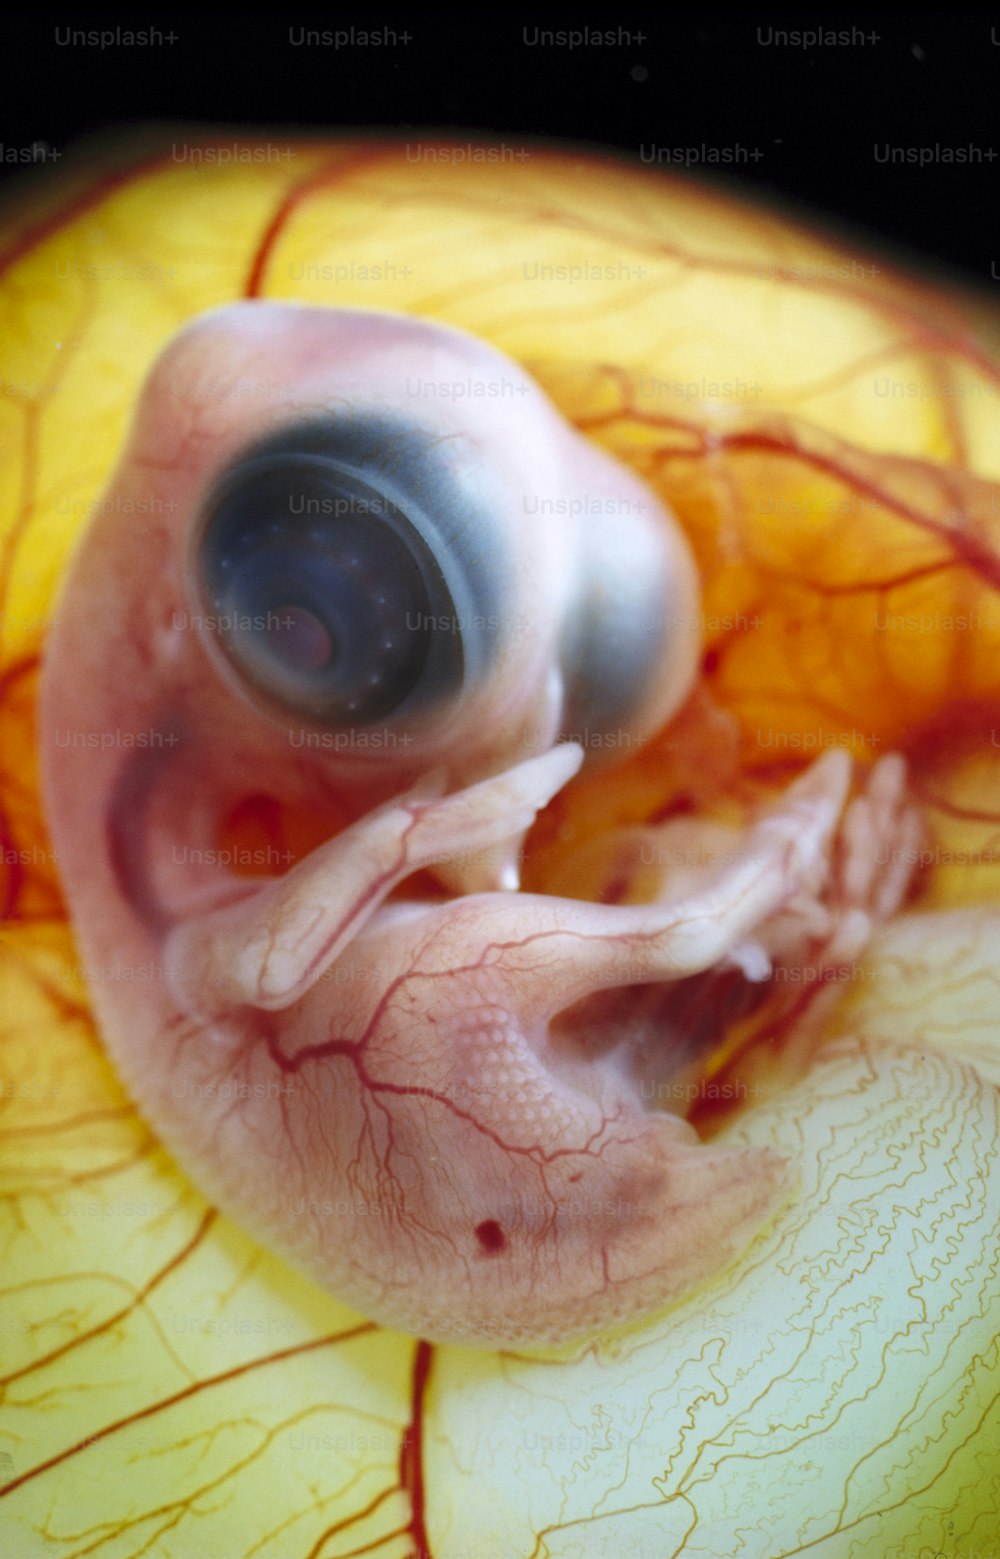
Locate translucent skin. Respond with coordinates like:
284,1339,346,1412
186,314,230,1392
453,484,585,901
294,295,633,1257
4,135,999,1552
41,301,921,1345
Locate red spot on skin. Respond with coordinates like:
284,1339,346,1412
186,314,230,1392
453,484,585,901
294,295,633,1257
475,1219,506,1255
38,301,930,1348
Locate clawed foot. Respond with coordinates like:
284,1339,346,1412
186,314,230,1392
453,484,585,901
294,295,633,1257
739,752,924,978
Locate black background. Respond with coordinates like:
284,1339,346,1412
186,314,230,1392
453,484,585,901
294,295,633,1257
1,10,998,287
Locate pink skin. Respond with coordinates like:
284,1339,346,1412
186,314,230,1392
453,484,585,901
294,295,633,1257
41,304,920,1346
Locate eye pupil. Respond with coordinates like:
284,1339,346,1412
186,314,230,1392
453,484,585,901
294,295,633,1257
273,604,335,672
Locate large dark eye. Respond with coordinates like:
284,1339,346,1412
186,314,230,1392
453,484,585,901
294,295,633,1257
191,418,503,728
556,504,673,750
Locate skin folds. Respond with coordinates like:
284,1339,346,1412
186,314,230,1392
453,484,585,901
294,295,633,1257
41,301,924,1347
2,136,999,1554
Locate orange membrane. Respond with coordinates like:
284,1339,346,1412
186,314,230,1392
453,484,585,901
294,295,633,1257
4,138,1000,908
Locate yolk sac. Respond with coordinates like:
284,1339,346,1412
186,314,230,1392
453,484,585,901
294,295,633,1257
40,301,925,1347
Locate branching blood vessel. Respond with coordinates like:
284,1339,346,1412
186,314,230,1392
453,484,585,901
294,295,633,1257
41,302,922,1345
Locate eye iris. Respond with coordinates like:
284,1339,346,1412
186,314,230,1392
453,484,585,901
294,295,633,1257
196,454,461,727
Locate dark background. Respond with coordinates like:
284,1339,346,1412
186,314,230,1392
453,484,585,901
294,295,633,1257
1,10,998,288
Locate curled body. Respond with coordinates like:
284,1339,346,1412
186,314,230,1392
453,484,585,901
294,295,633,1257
41,302,920,1345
